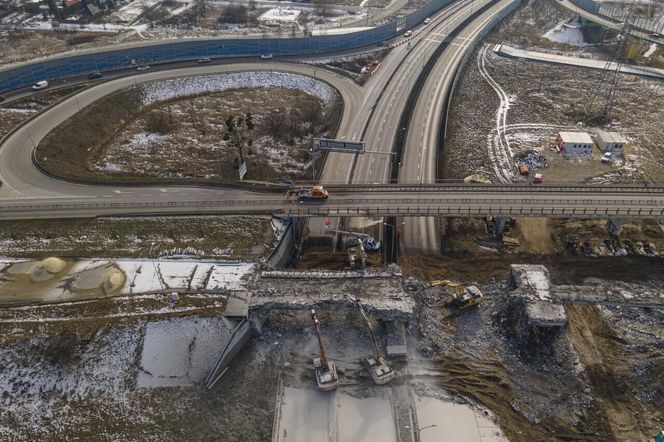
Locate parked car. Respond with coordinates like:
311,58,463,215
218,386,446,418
424,18,431,24
32,80,49,90
87,71,102,79
404,30,413,37
532,173,543,184
601,152,612,163
260,54,273,60
136,65,150,71
197,58,212,64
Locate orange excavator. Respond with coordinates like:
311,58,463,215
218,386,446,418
311,309,340,391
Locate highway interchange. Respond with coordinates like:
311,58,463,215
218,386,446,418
1,0,663,254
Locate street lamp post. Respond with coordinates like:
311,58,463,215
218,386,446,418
148,241,166,294
404,424,438,441
382,221,405,267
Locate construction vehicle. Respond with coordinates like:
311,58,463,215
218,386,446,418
287,185,329,201
351,297,395,385
324,221,381,252
347,240,367,270
311,309,340,391
430,280,484,312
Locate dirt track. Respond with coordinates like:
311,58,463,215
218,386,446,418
567,304,658,440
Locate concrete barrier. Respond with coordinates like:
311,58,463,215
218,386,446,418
265,217,297,269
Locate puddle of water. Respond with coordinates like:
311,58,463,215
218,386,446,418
0,257,75,303
137,316,236,388
71,263,126,294
415,395,507,442
0,258,254,305
275,387,397,442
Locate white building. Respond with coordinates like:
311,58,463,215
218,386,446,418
556,131,594,158
595,130,627,156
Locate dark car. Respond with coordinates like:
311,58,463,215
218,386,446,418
0,94,5,102
87,71,102,79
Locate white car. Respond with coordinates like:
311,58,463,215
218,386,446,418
601,152,612,163
424,18,431,24
31,80,49,90
260,54,273,59
136,65,150,71
404,30,413,37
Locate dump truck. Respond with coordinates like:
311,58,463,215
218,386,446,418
311,309,340,391
287,185,329,201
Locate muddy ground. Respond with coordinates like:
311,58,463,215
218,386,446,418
436,216,664,258
95,87,327,181
1,265,661,441
36,83,340,184
0,216,275,260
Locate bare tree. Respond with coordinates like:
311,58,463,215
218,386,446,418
145,109,178,134
314,0,330,16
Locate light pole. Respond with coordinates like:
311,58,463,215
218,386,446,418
404,424,438,441
382,221,405,268
148,241,166,294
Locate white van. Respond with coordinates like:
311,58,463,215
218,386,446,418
32,80,49,90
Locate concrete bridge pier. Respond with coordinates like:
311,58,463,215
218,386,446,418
495,216,508,239
607,217,625,238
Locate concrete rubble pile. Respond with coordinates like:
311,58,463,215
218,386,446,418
506,265,568,353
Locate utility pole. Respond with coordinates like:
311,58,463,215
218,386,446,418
584,11,635,123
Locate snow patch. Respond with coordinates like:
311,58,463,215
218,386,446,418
139,72,337,106
543,22,587,46
137,316,235,387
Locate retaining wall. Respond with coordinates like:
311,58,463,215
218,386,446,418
265,217,296,269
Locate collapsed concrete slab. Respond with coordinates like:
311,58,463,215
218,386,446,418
507,265,567,352
385,320,408,358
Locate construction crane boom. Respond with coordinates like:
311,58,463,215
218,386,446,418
311,309,329,367
351,297,395,385
310,309,340,391
355,300,383,361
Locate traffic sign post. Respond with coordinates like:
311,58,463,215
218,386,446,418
313,138,365,153
238,161,247,180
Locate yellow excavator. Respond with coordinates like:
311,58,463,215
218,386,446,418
430,280,484,312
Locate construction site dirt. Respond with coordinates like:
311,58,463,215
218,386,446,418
1,261,662,441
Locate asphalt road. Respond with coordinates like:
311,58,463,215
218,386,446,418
0,62,360,201
341,0,497,246
310,0,479,240
399,0,515,254
1,184,662,220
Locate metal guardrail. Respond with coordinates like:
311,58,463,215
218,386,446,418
324,183,664,193
2,194,664,219
2,195,663,210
